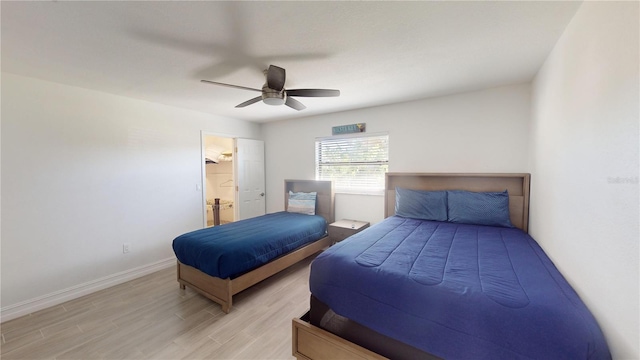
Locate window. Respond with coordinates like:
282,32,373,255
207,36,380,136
315,133,389,195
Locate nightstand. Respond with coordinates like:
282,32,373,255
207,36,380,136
328,219,370,243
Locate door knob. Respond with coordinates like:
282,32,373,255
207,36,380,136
260,193,265,197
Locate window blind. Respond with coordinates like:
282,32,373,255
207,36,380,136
315,134,389,195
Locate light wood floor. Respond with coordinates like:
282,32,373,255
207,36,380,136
1,256,317,360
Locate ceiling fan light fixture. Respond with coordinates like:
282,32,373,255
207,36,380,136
262,91,286,106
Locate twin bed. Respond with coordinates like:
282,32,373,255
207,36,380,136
293,173,610,360
173,179,334,313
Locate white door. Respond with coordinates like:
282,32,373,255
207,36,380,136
235,138,266,220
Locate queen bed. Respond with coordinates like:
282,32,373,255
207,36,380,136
173,179,334,313
292,173,610,360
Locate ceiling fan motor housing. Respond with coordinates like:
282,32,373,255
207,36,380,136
261,85,286,106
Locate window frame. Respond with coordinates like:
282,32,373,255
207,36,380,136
315,132,389,196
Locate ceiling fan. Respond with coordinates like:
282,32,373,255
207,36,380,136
201,65,340,111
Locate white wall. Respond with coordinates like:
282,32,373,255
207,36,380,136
262,83,531,224
0,73,260,320
529,2,639,358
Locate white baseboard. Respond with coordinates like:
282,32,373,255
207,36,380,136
1,257,175,323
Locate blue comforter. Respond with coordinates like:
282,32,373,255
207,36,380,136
173,211,327,279
310,216,610,359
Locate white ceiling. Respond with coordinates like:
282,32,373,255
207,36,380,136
1,1,581,123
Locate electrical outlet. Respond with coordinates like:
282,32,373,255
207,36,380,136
123,243,131,254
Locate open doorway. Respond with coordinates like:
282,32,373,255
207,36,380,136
204,135,235,227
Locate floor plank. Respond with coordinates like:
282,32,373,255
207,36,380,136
1,255,317,359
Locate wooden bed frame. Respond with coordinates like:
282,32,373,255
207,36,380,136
292,173,531,360
177,179,334,313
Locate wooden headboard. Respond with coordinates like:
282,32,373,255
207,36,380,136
385,173,531,232
284,180,335,224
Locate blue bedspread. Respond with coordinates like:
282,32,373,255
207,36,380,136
173,211,327,279
310,216,610,359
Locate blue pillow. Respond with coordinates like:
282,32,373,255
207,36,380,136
288,191,317,215
395,187,448,221
447,190,513,228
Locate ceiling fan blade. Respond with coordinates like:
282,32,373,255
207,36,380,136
285,96,306,111
266,65,286,91
235,96,263,108
286,89,340,97
201,80,261,93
